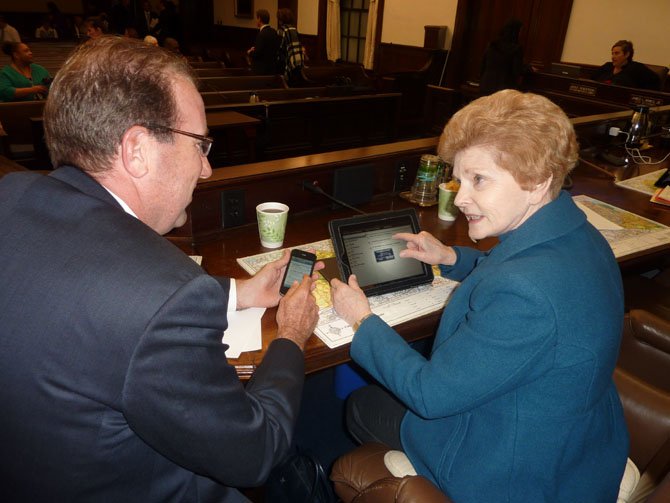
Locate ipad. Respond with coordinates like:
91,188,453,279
328,208,434,297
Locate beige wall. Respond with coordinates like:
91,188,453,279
562,0,670,67
213,0,457,45
381,0,457,48
214,0,279,29
213,0,317,35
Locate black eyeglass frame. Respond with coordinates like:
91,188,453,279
148,124,214,157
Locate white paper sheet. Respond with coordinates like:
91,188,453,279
222,307,265,358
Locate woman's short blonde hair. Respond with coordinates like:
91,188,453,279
438,90,578,198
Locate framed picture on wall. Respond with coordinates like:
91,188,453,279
235,0,254,18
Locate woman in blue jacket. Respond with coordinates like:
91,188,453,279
331,90,629,502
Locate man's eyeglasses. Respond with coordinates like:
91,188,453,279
149,125,213,157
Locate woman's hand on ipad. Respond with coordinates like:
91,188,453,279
395,231,457,266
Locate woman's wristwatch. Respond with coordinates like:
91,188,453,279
353,312,376,332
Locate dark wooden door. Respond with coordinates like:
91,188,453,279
446,0,573,87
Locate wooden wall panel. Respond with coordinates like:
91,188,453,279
446,0,573,87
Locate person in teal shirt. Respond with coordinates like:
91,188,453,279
0,42,51,102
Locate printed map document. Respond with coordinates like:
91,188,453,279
573,195,670,259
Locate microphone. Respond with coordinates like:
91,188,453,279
301,180,366,215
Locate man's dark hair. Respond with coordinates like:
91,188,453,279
613,40,634,61
256,9,270,25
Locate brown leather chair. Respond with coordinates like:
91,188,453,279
618,309,670,393
645,63,669,90
331,310,670,503
330,442,452,503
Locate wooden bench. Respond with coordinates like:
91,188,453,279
0,100,47,165
300,64,378,91
168,137,437,244
190,61,224,69
0,154,31,179
194,67,253,78
201,92,402,163
202,87,338,106
523,72,670,115
198,75,288,92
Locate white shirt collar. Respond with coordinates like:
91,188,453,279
102,186,139,218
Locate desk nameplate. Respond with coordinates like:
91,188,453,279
568,83,597,97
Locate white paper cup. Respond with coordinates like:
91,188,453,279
256,202,289,248
438,183,459,221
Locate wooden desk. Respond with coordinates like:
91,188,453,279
524,72,670,116
206,110,261,165
183,158,670,377
0,154,30,179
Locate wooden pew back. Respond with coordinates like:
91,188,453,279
0,100,46,155
195,67,253,78
201,87,329,106
202,92,401,162
301,65,377,90
198,75,288,92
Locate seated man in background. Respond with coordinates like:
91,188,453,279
0,15,21,43
0,36,321,502
592,40,661,90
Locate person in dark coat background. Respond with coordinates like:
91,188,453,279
247,9,280,75
479,19,525,96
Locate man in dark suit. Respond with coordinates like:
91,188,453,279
247,9,280,75
0,36,320,502
138,0,158,37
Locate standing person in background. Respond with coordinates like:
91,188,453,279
0,42,51,102
46,2,70,40
0,15,21,44
154,0,179,44
247,9,280,76
479,19,525,96
109,0,134,36
138,0,158,37
276,8,305,86
592,40,661,91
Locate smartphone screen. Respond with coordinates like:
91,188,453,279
280,250,316,294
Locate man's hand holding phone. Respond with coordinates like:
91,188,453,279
276,249,322,350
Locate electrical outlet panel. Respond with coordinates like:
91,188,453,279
221,190,246,228
394,161,410,192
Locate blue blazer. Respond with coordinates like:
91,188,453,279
0,167,304,502
352,192,628,502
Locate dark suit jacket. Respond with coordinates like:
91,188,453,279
0,166,305,502
139,9,158,37
592,60,661,90
251,25,280,75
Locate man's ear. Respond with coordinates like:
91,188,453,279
120,126,152,179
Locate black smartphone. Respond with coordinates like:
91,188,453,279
280,249,317,295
